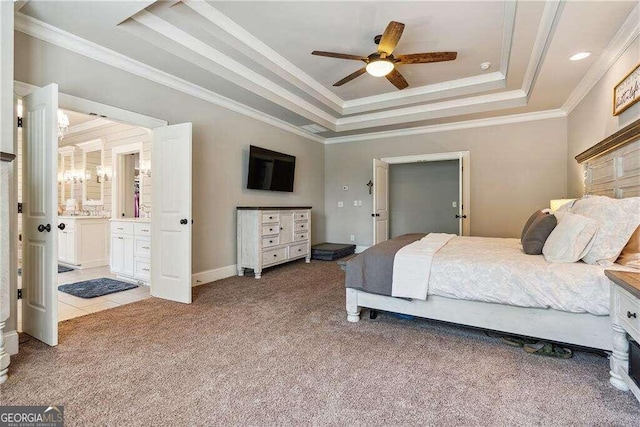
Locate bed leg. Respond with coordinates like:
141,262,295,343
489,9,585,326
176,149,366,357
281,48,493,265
346,288,361,323
369,310,378,320
610,322,630,391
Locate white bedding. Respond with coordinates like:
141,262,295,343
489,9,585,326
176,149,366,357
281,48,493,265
392,233,456,300
427,236,625,316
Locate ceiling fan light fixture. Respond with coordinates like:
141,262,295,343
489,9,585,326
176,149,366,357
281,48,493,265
366,59,394,77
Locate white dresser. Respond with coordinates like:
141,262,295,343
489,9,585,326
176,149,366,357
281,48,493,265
57,216,109,268
237,207,311,278
110,219,151,284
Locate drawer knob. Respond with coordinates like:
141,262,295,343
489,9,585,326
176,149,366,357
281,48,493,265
269,240,273,243
280,227,283,230
628,311,637,319
298,249,302,252
269,216,273,219
142,246,150,250
142,268,150,272
273,254,277,257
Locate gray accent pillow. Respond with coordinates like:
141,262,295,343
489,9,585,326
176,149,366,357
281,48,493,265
522,214,558,255
521,210,545,242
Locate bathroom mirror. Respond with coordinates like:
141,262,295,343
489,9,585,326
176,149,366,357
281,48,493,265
57,146,75,207
78,139,105,206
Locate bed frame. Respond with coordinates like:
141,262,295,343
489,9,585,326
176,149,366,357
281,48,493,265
346,288,613,350
347,118,640,352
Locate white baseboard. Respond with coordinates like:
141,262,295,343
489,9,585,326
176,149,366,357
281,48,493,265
191,264,237,287
355,245,370,253
4,330,19,355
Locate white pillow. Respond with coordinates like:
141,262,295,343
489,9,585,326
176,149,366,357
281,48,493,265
570,196,640,266
543,212,598,263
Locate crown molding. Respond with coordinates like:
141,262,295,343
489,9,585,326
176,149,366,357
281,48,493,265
325,109,567,144
521,0,564,97
130,10,336,129
562,2,640,114
180,0,344,114
341,72,506,114
14,13,324,144
66,118,111,136
335,90,527,131
183,0,517,115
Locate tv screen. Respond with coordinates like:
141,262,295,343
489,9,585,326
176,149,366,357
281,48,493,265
247,145,296,192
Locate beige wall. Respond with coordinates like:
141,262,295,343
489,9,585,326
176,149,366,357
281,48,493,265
324,118,568,246
15,32,325,273
567,38,640,197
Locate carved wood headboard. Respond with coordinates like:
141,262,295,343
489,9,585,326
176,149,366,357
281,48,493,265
576,118,640,198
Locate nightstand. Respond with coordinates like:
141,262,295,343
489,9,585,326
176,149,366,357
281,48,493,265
606,270,640,403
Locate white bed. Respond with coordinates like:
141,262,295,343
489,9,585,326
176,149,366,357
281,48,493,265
347,126,640,352
346,235,619,351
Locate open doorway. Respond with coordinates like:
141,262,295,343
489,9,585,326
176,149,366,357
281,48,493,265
388,160,460,238
15,105,152,329
372,151,470,245
12,81,192,354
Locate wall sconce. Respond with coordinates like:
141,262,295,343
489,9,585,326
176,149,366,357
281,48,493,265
96,165,111,183
139,161,151,177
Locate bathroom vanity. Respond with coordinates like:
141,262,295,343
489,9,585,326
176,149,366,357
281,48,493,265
57,216,109,268
110,218,151,284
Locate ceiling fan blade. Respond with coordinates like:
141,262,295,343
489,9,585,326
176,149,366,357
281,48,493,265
312,51,367,61
396,52,458,64
333,67,367,86
378,21,405,56
386,68,409,90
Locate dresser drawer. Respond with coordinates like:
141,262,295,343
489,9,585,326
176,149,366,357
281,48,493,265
262,224,280,236
289,243,308,258
111,221,134,235
262,236,279,248
134,222,151,236
294,232,308,242
262,247,287,266
294,221,309,232
134,258,151,281
262,212,280,223
294,211,309,221
135,237,151,258
618,288,640,338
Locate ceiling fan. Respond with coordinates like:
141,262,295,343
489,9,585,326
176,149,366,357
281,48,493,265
312,21,457,90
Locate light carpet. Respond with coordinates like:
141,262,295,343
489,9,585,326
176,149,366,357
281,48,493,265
3,261,639,425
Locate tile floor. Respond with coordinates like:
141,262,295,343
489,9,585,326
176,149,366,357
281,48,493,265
18,265,151,331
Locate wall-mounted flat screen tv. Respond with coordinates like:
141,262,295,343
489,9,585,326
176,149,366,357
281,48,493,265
247,145,296,192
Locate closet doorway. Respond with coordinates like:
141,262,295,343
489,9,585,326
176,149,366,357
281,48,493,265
389,160,460,238
372,151,470,244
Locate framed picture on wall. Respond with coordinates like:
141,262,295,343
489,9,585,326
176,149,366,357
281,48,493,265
613,62,640,116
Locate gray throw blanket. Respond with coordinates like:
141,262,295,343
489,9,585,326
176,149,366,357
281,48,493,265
345,233,426,296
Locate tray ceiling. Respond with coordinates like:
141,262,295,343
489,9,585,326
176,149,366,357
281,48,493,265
15,0,639,142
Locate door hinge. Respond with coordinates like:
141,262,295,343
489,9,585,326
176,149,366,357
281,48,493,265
17,202,22,213
17,289,22,300
17,117,23,128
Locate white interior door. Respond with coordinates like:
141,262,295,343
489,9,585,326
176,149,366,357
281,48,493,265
372,158,389,245
458,157,464,236
22,84,58,346
151,123,192,303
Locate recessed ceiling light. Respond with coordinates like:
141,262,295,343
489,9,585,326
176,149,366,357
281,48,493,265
479,62,491,70
569,52,591,61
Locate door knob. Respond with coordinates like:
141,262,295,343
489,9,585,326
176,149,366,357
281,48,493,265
628,311,637,319
180,218,188,225
455,215,467,219
38,224,51,232
58,223,66,230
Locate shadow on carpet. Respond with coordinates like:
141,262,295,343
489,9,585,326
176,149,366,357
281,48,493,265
58,278,138,298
